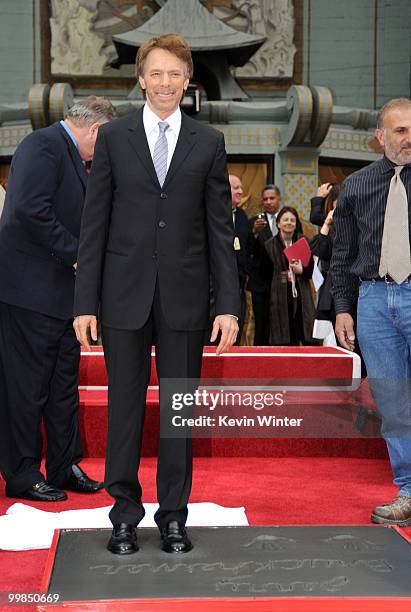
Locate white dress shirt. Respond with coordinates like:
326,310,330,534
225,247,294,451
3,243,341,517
143,104,181,171
142,104,238,324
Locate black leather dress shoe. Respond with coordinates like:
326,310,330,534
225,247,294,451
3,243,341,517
107,523,138,555
62,464,104,493
161,521,193,553
6,481,67,502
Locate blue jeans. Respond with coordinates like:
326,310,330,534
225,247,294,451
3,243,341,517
357,280,411,498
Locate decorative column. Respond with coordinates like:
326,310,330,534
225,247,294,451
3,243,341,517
276,148,319,220
276,85,333,220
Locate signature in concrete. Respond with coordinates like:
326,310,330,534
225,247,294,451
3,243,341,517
215,574,350,594
89,558,393,576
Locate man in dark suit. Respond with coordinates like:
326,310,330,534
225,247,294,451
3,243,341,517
0,96,116,502
247,185,282,344
229,175,253,343
73,34,240,555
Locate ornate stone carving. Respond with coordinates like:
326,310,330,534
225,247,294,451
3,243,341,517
49,0,295,79
50,1,164,76
50,0,107,75
229,0,296,78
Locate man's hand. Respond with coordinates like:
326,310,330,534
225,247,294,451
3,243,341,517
252,217,268,235
335,313,355,351
210,315,239,355
73,315,98,351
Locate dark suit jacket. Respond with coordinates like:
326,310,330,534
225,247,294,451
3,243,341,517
0,123,86,320
310,231,334,316
74,108,240,330
233,207,253,289
246,213,276,293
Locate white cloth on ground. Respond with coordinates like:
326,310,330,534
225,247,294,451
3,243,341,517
0,502,249,551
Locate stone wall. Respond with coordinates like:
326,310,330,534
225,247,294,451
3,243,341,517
304,0,410,108
0,0,39,105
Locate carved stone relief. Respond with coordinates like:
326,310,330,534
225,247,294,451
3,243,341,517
50,0,295,78
214,0,296,78
50,0,106,75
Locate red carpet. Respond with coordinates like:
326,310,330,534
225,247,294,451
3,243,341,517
78,347,387,459
0,348,401,610
1,456,409,612
79,346,361,386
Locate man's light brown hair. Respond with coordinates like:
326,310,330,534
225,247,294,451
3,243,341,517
377,98,411,129
135,33,194,79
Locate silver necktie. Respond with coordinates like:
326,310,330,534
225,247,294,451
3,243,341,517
152,121,169,187
379,165,411,283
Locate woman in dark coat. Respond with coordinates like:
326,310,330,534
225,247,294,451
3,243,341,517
309,183,341,322
262,207,316,346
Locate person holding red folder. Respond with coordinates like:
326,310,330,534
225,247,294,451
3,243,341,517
261,206,317,345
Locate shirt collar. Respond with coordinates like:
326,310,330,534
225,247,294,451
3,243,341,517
143,103,181,135
60,120,78,148
379,155,411,174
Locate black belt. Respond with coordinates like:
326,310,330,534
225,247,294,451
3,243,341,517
361,274,411,283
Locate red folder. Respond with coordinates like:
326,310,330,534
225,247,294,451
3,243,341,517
284,237,311,267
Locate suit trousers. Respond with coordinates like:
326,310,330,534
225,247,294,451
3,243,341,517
102,282,204,529
0,302,83,494
252,291,270,345
233,288,246,346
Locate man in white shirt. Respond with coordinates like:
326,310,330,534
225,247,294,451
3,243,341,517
248,185,282,344
73,34,240,555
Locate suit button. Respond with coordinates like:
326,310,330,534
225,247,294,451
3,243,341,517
152,251,157,259
158,220,166,228
160,193,167,199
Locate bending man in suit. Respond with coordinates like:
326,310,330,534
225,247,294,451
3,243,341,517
0,97,116,502
247,185,282,344
73,34,240,555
